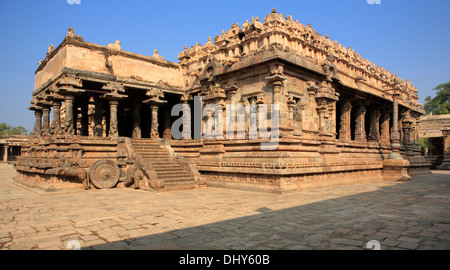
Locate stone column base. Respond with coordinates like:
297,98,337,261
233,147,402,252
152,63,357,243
382,159,411,181
437,161,450,170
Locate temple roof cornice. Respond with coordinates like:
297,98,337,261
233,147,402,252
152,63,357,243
181,9,418,103
35,28,180,76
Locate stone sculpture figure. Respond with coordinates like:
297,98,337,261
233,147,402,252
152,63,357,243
56,154,89,189
125,154,163,190
107,40,122,51
63,119,74,135
47,44,54,56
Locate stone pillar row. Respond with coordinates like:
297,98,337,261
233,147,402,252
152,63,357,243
33,91,416,145
2,145,8,162
336,99,392,145
32,94,164,139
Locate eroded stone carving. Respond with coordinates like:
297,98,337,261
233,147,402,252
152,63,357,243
125,154,162,190
56,154,89,189
107,40,122,50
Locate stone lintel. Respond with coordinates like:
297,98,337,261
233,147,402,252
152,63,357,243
103,93,127,101
142,98,167,105
58,86,85,96
46,92,65,101
287,90,304,99
57,74,82,88
315,93,339,101
202,93,227,101
102,82,125,93
28,105,42,111
265,74,288,84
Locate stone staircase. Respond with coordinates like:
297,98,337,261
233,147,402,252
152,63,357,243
130,138,197,191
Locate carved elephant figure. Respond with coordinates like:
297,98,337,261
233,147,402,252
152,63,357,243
125,155,163,190
55,154,89,189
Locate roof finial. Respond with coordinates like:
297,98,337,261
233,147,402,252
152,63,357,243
272,8,277,14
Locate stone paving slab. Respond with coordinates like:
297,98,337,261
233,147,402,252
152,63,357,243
1,163,450,250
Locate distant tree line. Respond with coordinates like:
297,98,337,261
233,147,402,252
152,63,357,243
423,81,450,115
0,122,28,135
420,81,450,151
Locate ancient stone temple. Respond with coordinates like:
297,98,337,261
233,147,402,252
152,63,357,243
0,135,29,163
15,9,430,193
419,114,450,169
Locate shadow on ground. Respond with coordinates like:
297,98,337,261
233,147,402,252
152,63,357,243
85,172,450,250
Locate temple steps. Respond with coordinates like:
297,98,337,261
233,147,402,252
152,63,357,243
130,138,196,191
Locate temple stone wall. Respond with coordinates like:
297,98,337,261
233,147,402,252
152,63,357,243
15,136,124,189
35,40,187,93
34,46,68,90
419,114,450,169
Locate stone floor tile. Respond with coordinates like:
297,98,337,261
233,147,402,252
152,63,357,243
1,164,450,250
397,241,420,250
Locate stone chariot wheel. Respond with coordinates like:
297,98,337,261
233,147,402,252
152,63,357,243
89,160,120,189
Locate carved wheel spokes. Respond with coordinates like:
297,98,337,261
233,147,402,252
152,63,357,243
89,160,120,189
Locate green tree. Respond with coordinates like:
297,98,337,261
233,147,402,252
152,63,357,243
0,122,28,135
418,137,433,150
423,81,450,115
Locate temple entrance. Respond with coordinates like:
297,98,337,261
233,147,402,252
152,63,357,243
109,91,186,139
118,100,133,138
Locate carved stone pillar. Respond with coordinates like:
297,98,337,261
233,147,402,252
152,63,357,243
3,145,8,162
64,95,75,135
150,105,159,139
132,100,141,139
412,119,419,145
93,97,103,136
315,81,339,137
182,100,192,140
339,99,352,142
388,92,402,159
402,121,412,145
52,101,62,135
354,101,366,142
329,101,337,135
368,108,381,143
34,110,42,137
380,111,391,147
248,99,257,139
287,98,296,131
316,100,328,134
437,126,450,170
225,87,237,139
304,84,319,132
382,91,410,181
109,100,119,137
401,111,414,146
266,69,287,134
42,107,51,135
293,99,306,136
271,79,283,104
255,95,267,138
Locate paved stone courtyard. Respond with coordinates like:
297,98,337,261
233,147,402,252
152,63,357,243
0,163,449,250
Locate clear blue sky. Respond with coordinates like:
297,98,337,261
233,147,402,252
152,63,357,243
1,0,449,132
